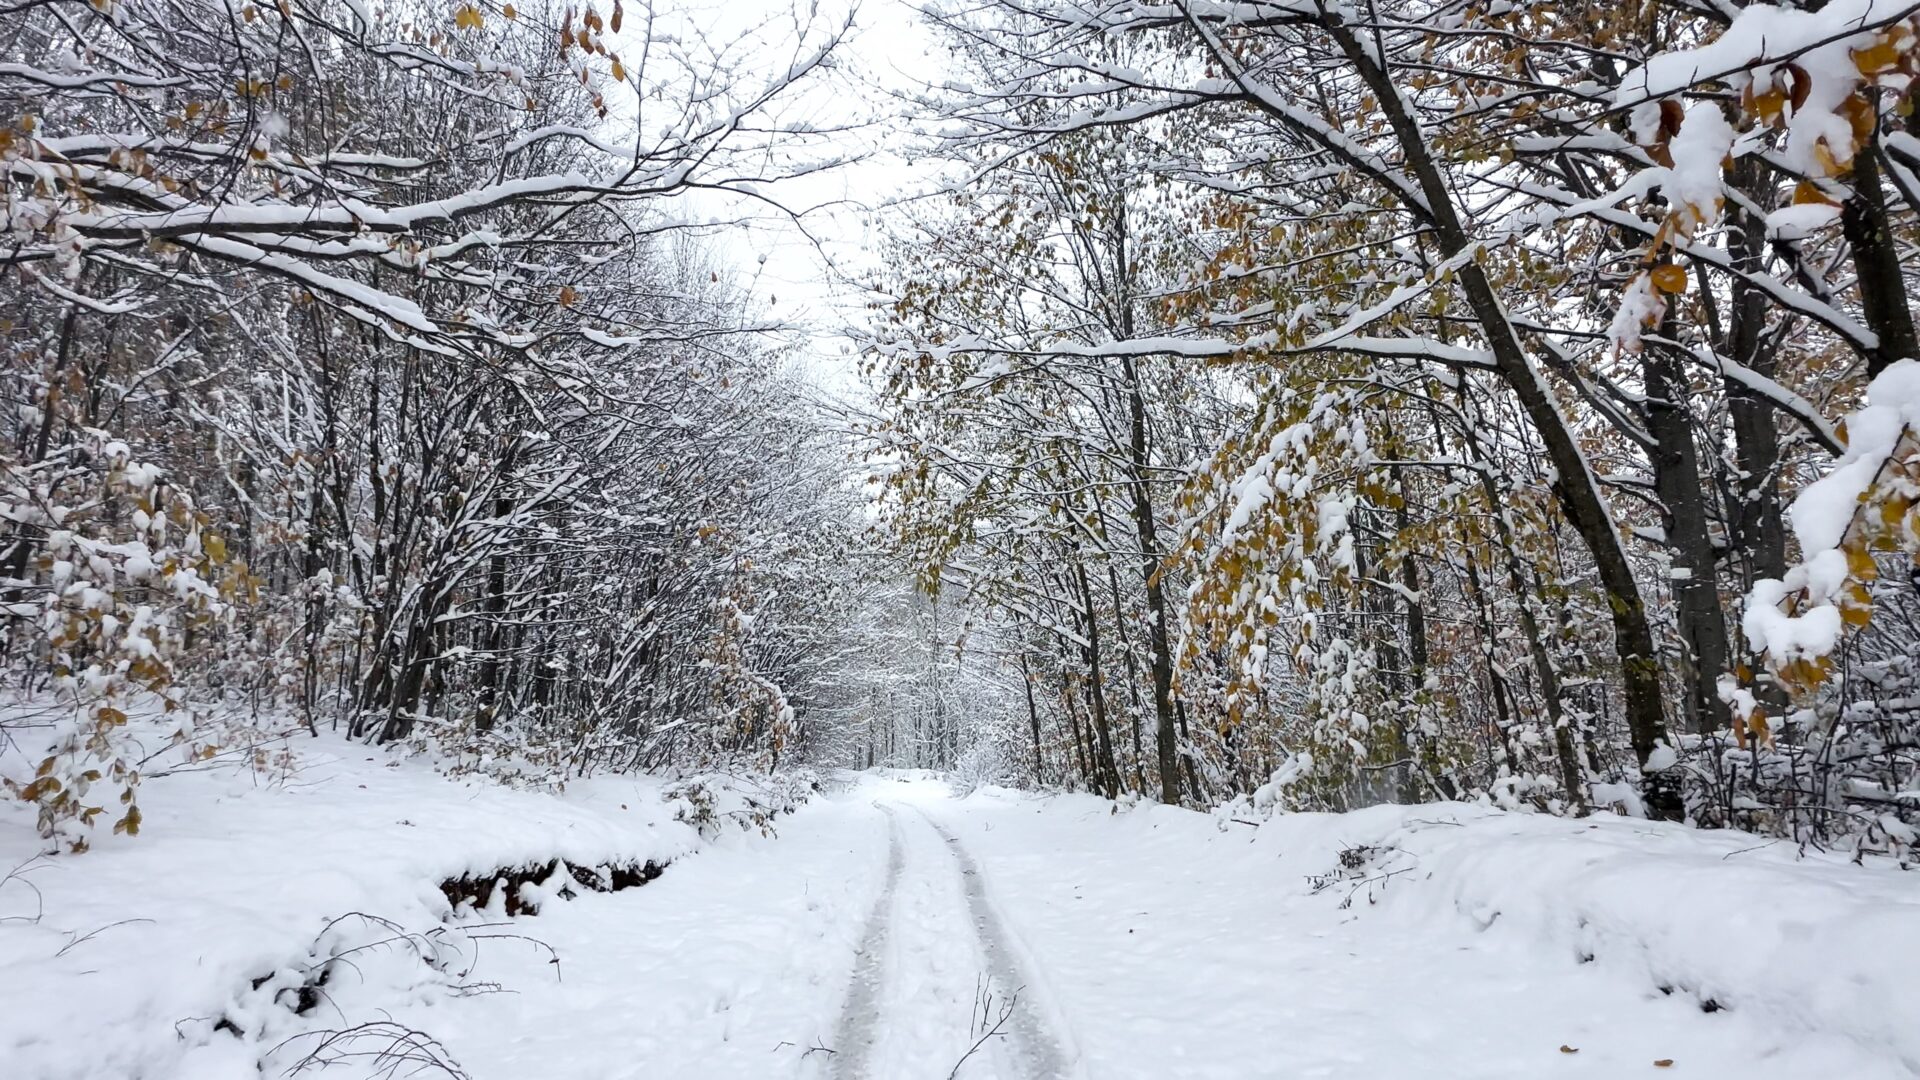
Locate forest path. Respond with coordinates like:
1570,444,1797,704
382,775,1907,1080
828,796,1078,1080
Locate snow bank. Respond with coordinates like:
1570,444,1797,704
0,722,781,1080
1239,803,1920,1067
949,789,1920,1073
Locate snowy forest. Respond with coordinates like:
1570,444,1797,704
3,0,1920,1077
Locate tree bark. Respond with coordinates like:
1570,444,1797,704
1843,148,1919,378
1645,339,1733,735
1724,160,1789,589
1072,555,1122,797
1019,649,1047,784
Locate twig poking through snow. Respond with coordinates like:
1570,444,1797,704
55,917,155,957
947,976,1022,1080
275,1020,470,1079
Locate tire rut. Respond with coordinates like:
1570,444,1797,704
911,806,1076,1080
830,804,905,1080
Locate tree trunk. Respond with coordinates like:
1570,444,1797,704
1072,555,1122,797
1103,561,1150,794
1019,650,1047,784
1645,339,1733,735
1843,148,1918,378
1724,160,1789,589
1119,355,1186,805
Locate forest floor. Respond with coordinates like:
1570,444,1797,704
3,747,1918,1079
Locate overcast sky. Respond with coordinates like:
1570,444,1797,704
628,0,957,391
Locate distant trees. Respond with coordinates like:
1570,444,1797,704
870,0,1920,855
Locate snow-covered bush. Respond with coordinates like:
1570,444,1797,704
951,740,1014,796
665,772,815,841
0,433,244,850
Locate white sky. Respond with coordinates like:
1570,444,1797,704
618,0,959,392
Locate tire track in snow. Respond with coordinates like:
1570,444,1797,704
830,803,905,1080
910,806,1077,1080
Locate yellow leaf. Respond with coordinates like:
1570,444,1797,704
454,4,483,30
1813,140,1843,177
502,2,516,16
1843,93,1878,140
204,533,228,563
1649,264,1687,294
19,776,61,802
1845,543,1879,579
1853,40,1899,74
1792,180,1838,209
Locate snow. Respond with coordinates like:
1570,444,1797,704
1620,0,1910,101
1767,202,1843,240
1746,359,1920,662
935,788,1920,1078
1608,272,1665,352
0,716,734,1080
1790,358,1920,555
1618,0,1912,176
360,791,888,1080
8,760,1918,1079
1663,103,1737,227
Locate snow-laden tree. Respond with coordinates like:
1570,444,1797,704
867,0,1920,848
1,0,886,847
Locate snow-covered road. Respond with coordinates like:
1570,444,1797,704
385,774,1916,1079
829,801,1074,1080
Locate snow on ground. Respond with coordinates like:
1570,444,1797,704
0,721,797,1080
930,787,1920,1079
5,755,1917,1079
373,790,889,1080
